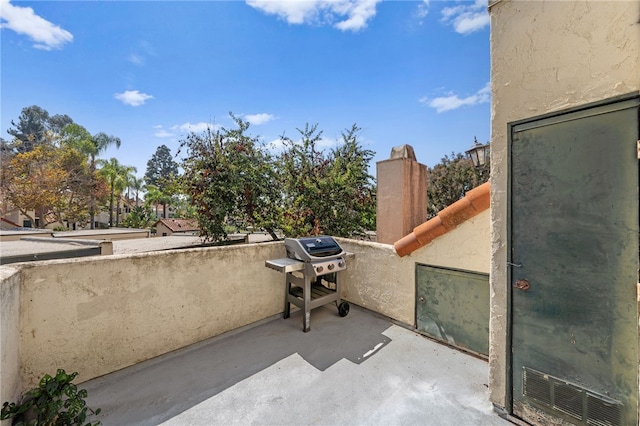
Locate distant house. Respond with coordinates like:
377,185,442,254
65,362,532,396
154,218,200,237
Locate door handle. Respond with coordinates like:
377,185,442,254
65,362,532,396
513,279,530,291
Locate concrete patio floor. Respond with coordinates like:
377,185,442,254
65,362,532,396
83,305,509,426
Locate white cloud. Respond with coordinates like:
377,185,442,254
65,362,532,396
246,0,382,32
128,53,144,66
127,40,156,66
172,122,217,134
0,0,73,50
440,0,489,35
317,137,340,148
267,138,287,151
244,113,275,126
421,82,490,113
114,90,153,107
415,0,429,23
154,129,174,138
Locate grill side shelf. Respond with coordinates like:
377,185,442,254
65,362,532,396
265,258,304,273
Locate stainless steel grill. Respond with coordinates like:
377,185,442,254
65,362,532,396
266,236,350,332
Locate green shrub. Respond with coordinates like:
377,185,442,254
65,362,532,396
1,369,101,426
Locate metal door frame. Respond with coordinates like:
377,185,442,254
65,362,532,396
506,91,640,419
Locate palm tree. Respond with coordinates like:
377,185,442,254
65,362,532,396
131,176,145,206
144,184,163,218
61,125,121,228
88,133,121,227
117,167,137,226
98,158,135,227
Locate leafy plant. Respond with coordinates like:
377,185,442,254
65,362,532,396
178,114,281,241
1,369,101,426
120,205,155,229
278,123,376,238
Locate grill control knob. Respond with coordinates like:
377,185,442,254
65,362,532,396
316,265,324,273
328,263,335,270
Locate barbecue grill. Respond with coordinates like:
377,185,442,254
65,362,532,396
266,236,351,332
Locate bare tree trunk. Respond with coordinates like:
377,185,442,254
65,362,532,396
116,197,121,226
108,191,114,228
89,156,97,229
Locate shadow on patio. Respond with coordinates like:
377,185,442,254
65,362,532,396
83,305,507,425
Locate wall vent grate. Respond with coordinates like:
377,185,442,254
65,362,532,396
553,382,582,420
522,367,623,426
586,394,622,426
523,368,551,405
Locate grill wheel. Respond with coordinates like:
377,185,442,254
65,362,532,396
338,302,350,317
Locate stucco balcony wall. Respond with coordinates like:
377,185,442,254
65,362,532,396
1,242,285,400
338,209,490,327
0,266,21,409
0,221,490,407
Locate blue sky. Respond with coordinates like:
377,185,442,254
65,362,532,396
1,0,490,178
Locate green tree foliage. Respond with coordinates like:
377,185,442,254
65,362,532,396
143,184,165,218
98,158,136,227
279,124,376,237
159,173,188,219
4,145,68,228
144,145,180,218
427,152,490,218
7,105,49,153
178,115,376,241
178,115,281,241
48,114,74,135
116,166,137,226
2,107,120,229
129,176,145,206
145,144,179,188
60,124,121,229
121,205,155,229
55,147,95,227
6,105,74,154
3,145,94,228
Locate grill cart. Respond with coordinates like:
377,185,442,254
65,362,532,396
266,236,350,332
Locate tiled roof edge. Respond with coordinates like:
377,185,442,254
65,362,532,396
394,181,490,257
1,217,21,227
155,218,200,232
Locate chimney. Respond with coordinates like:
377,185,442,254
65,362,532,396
376,145,427,244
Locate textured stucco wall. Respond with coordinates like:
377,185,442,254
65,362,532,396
340,209,490,326
489,0,640,410
0,267,21,409
1,212,490,399
17,242,285,388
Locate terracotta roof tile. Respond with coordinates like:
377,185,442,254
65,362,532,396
394,181,490,257
1,217,21,227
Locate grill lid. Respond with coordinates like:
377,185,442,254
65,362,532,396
285,236,344,261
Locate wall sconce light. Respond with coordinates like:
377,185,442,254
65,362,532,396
466,137,490,168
